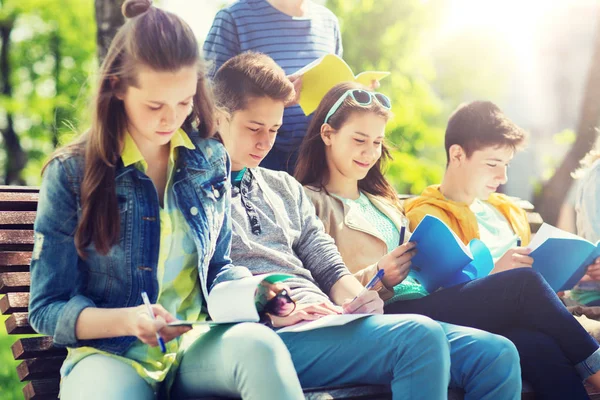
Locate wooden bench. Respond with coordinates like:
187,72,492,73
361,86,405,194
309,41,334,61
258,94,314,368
0,185,595,399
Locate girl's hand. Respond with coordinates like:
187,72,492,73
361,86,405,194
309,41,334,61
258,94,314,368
494,247,533,273
269,302,340,328
129,304,191,347
585,257,600,281
342,290,384,315
378,242,417,288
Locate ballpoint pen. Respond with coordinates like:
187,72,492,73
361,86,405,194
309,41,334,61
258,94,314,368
141,291,167,353
350,268,385,303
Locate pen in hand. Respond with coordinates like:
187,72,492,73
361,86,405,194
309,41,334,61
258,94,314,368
141,291,167,353
399,225,406,246
350,268,385,304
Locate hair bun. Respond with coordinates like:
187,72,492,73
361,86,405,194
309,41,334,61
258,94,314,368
122,0,152,19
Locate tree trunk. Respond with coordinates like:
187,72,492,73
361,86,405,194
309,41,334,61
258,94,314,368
534,9,600,225
95,0,125,65
0,20,26,185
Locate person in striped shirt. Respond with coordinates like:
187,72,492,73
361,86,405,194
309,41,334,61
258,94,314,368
203,0,343,173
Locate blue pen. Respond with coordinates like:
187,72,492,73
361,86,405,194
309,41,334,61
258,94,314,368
516,237,522,247
141,291,167,353
351,268,385,303
399,225,406,245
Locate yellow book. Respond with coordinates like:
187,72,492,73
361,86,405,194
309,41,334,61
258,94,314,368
295,54,390,115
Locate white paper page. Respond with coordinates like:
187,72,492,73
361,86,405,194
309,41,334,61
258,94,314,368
527,223,589,251
276,314,368,333
207,274,273,323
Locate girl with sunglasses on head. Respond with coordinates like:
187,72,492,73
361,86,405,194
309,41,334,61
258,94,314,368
295,81,600,399
214,52,522,400
28,1,305,399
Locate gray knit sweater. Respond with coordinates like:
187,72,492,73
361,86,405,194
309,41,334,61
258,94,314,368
229,167,351,305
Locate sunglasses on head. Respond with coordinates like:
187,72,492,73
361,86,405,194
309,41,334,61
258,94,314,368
324,89,392,124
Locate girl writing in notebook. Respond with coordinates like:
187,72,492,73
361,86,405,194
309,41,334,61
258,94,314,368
28,1,304,399
295,81,600,399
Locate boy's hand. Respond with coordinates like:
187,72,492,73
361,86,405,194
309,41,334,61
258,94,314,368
369,79,380,90
493,247,533,273
378,242,417,287
342,290,384,315
286,74,303,106
269,302,340,328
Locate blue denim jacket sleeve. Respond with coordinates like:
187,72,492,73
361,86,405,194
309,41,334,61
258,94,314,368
206,146,252,292
29,158,96,347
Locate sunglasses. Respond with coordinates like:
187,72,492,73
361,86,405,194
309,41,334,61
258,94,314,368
261,288,296,318
324,89,392,124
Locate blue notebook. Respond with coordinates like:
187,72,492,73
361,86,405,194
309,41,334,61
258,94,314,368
528,223,600,292
409,215,494,293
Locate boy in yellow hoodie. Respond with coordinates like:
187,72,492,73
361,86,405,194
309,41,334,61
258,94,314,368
405,101,600,274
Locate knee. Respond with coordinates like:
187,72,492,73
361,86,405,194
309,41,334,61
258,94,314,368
221,323,291,366
399,315,450,357
479,333,521,372
506,267,544,286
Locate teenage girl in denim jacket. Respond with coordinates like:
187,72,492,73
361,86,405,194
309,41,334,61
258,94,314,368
28,1,303,399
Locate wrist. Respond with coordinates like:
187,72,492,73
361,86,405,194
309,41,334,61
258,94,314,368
123,306,142,336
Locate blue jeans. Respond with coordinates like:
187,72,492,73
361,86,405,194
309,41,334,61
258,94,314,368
384,268,600,399
60,323,304,400
279,314,521,400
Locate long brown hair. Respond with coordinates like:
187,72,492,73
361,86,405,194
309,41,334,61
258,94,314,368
48,0,215,257
294,82,402,211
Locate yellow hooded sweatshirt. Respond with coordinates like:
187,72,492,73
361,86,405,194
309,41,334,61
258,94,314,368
404,184,531,246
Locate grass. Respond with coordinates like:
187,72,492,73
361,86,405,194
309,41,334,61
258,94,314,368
0,314,33,400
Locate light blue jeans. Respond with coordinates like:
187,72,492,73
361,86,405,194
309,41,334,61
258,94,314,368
60,323,304,400
61,315,521,400
279,314,522,400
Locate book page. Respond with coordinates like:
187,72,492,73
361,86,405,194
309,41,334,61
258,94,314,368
298,54,390,115
409,215,475,292
528,223,589,251
206,273,292,323
355,71,391,86
276,314,368,333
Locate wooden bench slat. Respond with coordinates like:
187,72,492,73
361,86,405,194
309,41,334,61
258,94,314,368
0,271,31,293
12,337,67,360
0,185,39,193
0,211,36,228
17,356,63,382
23,378,59,400
0,229,35,250
0,192,39,212
5,312,35,334
0,251,32,272
0,292,30,313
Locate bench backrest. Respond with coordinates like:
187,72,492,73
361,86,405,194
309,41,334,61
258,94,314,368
0,186,64,399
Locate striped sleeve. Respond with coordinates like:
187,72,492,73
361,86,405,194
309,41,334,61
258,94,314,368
203,9,241,78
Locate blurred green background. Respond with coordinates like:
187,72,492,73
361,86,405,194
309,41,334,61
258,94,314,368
1,0,599,397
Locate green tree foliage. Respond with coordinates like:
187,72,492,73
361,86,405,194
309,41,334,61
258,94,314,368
327,0,446,194
0,0,96,185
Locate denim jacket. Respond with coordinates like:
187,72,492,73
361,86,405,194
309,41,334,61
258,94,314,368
29,133,251,354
